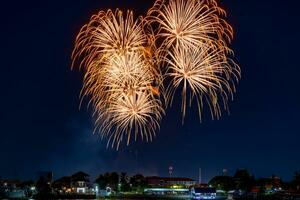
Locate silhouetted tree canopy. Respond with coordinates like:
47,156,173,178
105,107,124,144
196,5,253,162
233,169,253,190
209,176,235,191
292,170,300,191
95,172,119,190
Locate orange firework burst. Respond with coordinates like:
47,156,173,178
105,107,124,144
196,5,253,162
164,46,239,121
71,0,240,149
146,0,240,121
72,9,164,149
146,0,233,51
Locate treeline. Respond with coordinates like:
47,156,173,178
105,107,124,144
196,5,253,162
95,172,147,192
208,169,300,193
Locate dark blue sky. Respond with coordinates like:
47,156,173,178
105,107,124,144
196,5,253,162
1,0,299,182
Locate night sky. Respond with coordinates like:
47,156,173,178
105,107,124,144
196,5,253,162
1,0,300,182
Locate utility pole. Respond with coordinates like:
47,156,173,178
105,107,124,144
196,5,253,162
223,168,228,176
135,149,138,173
169,166,173,178
199,168,202,185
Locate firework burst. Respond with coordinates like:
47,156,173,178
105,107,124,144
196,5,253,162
72,0,240,149
146,0,233,51
146,0,240,121
165,46,239,121
72,9,164,149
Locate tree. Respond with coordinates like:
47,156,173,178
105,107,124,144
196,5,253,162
120,172,130,192
292,170,300,191
130,174,147,193
19,180,35,188
95,172,119,191
19,180,36,197
52,176,71,193
108,172,119,190
95,174,107,190
209,176,235,191
233,169,253,191
254,178,269,193
36,178,52,194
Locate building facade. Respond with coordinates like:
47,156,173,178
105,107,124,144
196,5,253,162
146,176,196,187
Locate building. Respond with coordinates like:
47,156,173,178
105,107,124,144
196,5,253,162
52,171,91,194
144,187,189,195
146,176,196,187
0,180,26,199
191,187,216,200
70,171,90,194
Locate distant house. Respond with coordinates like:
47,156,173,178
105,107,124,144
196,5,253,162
52,171,91,194
1,179,21,189
71,171,90,194
146,176,196,187
0,180,26,199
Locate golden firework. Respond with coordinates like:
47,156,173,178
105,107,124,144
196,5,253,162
146,0,240,121
146,0,233,52
72,9,164,149
164,46,239,121
71,0,240,149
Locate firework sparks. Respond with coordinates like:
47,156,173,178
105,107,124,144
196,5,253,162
146,0,233,51
72,0,240,149
72,9,164,149
102,90,163,148
164,46,239,121
146,0,240,121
